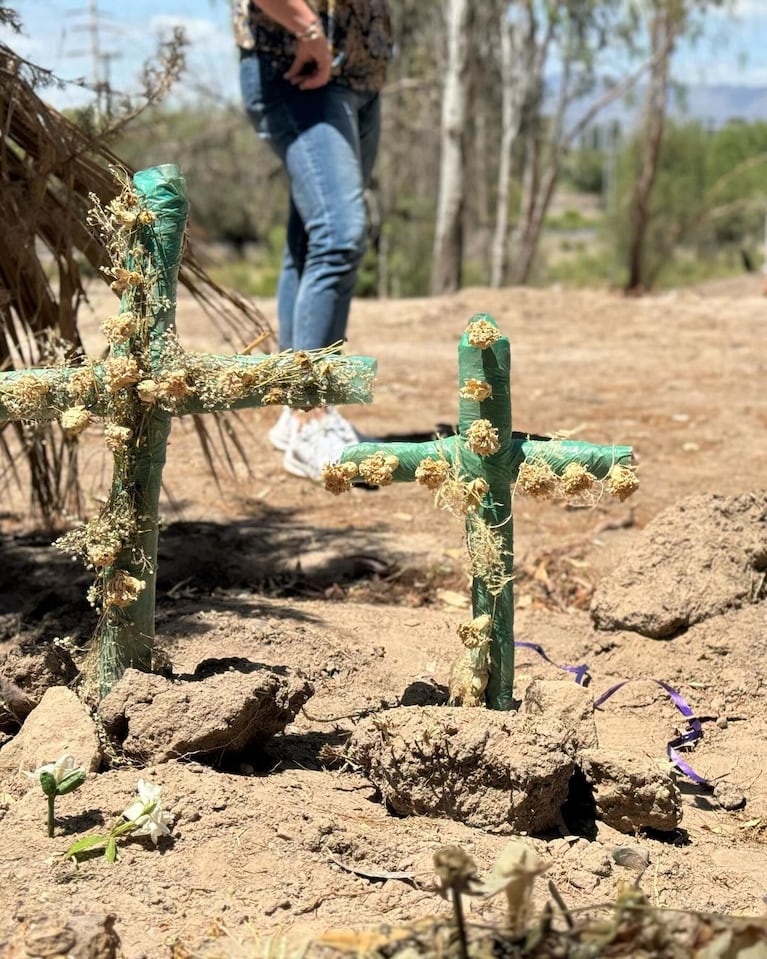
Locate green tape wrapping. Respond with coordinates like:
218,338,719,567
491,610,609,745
98,166,187,696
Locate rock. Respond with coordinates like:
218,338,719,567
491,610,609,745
5,912,120,958
522,679,598,751
345,705,576,834
99,660,313,763
713,780,747,811
612,845,651,872
591,492,767,637
0,687,101,792
0,645,78,730
580,749,682,833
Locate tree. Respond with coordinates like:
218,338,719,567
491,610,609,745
430,0,471,294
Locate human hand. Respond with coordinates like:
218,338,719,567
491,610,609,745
284,34,332,90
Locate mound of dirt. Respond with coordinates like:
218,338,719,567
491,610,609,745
591,491,767,637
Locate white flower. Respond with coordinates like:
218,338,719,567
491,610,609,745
23,754,78,783
122,779,174,845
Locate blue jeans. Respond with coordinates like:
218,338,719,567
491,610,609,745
240,53,381,352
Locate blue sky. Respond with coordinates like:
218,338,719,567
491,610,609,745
4,0,767,111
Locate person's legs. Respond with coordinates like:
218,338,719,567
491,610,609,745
241,54,381,351
276,198,305,351
241,55,381,475
284,88,368,350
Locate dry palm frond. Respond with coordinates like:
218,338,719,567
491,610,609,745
0,24,271,525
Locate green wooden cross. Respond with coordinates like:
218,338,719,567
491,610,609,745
326,315,636,711
0,164,376,697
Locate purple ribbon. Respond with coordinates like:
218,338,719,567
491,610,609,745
513,639,710,787
594,678,710,787
514,640,591,686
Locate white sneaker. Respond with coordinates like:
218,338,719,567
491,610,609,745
268,407,296,452
283,410,361,482
325,407,363,445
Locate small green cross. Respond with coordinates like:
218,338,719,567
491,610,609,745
0,164,377,697
328,315,636,710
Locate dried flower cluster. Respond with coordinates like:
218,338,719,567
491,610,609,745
515,454,638,505
415,456,451,490
459,378,493,402
561,461,596,495
323,461,358,495
103,423,132,454
60,406,91,437
104,356,142,393
104,570,146,608
464,419,500,456
1,373,51,418
465,318,502,350
358,451,399,486
606,463,640,501
516,459,560,498
101,312,138,345
456,613,492,649
56,493,137,572
435,474,489,517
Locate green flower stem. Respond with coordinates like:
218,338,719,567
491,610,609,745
47,794,56,838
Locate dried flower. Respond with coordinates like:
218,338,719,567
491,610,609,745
104,423,132,453
358,451,399,486
108,267,143,294
561,462,596,496
157,369,189,403
2,374,49,416
101,312,137,345
456,614,492,649
104,570,145,608
67,366,97,402
323,461,358,495
516,460,558,498
60,406,91,436
465,318,502,350
415,457,450,490
464,477,489,511
460,378,493,402
606,463,639,501
136,379,159,404
465,419,500,456
104,356,141,392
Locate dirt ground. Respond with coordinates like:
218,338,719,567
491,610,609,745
1,276,767,958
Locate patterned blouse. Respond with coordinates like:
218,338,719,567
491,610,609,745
232,0,392,92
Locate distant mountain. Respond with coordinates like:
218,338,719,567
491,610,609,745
563,81,767,134
669,84,767,127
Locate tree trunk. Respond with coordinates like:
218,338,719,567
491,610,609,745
490,6,531,288
625,9,675,294
430,0,471,295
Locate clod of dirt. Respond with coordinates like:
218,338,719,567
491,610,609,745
521,678,598,751
591,491,767,637
580,749,682,834
0,686,102,793
0,643,78,728
99,660,313,764
345,705,576,834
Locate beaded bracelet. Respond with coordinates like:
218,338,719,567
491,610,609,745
295,19,323,42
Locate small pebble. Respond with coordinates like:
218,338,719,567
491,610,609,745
713,781,746,811
612,846,650,871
